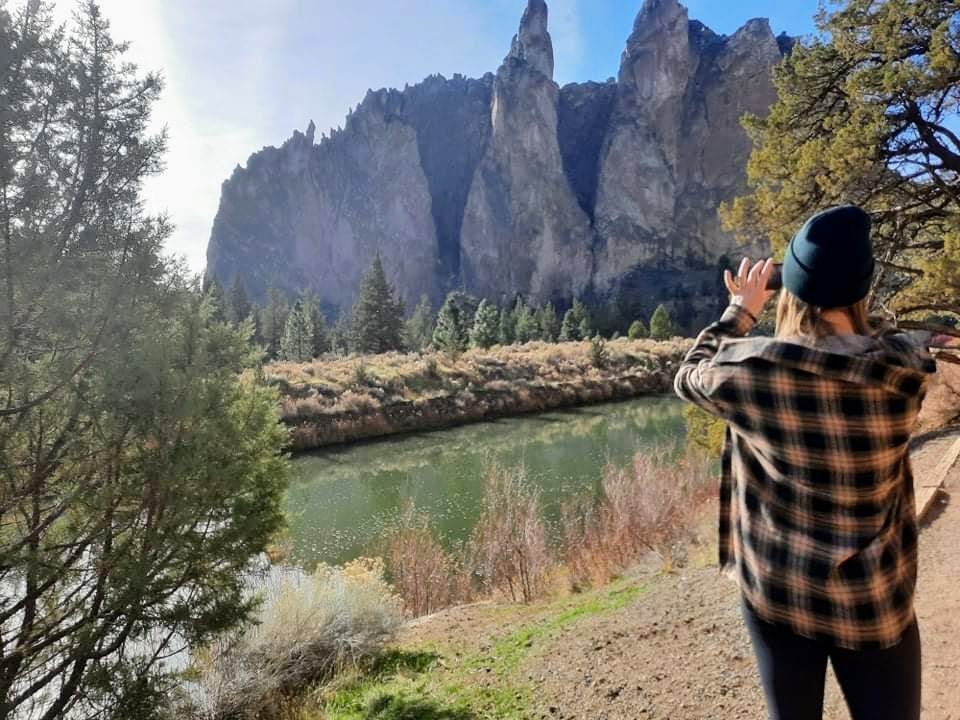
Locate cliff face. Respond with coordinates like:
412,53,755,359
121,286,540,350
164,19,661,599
206,0,789,329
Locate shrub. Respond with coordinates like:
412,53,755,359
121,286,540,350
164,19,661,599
382,504,471,617
650,304,679,340
353,361,375,387
683,404,727,458
590,334,609,368
187,560,403,719
628,319,649,339
468,465,551,603
562,449,714,589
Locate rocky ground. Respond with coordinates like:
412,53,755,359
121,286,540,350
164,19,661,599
384,426,960,720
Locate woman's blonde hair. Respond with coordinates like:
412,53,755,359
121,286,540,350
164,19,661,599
775,290,873,338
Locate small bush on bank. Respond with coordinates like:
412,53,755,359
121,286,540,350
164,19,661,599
186,560,403,719
383,504,472,618
468,465,552,603
562,449,714,589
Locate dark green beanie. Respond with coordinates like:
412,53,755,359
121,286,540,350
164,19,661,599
782,205,875,309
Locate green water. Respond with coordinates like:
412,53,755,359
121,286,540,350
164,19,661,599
286,396,687,568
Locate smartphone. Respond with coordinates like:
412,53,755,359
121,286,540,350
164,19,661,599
766,263,783,292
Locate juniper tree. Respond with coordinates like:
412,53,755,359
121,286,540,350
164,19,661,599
351,253,405,354
560,299,592,341
512,297,539,344
433,291,472,358
535,302,560,342
403,294,435,351
470,299,501,348
0,4,289,717
228,274,254,326
498,306,516,345
280,300,315,362
628,319,649,339
260,284,290,360
301,290,331,356
205,277,228,322
721,0,960,335
650,304,678,340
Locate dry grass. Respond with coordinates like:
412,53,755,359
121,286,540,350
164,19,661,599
262,338,691,450
561,448,715,590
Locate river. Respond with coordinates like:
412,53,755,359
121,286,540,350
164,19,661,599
286,395,687,568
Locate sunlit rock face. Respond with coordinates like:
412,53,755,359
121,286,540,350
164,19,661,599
206,0,788,330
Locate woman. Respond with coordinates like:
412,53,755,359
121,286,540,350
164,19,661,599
674,206,937,720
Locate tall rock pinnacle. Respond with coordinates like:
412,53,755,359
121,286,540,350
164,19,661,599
506,0,554,79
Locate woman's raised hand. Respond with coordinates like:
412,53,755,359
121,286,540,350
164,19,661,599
724,257,776,320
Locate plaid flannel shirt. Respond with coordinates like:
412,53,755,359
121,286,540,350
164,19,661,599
675,303,937,650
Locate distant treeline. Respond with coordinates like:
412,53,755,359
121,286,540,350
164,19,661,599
206,254,682,363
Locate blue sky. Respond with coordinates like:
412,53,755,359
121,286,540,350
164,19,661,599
54,1,821,272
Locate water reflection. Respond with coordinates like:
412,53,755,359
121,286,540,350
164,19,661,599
287,396,686,567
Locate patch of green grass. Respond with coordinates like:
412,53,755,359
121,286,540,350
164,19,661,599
318,583,646,720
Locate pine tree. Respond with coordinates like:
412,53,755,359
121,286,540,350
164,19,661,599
404,294,435,352
228,274,253,326
560,299,592,342
280,300,315,362
261,285,290,360
535,302,559,342
351,253,405,354
332,314,352,355
650,304,678,340
0,5,288,712
301,290,331,356
498,306,516,345
470,299,501,348
204,277,228,322
513,297,538,344
720,0,960,334
433,291,471,358
628,319,649,339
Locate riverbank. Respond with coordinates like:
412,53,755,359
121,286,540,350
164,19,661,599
283,424,960,720
265,338,691,451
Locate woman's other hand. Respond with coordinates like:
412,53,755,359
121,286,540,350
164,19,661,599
724,257,776,320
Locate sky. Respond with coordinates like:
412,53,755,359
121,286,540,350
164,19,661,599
52,0,821,274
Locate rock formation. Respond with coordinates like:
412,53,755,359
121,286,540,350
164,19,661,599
205,0,790,331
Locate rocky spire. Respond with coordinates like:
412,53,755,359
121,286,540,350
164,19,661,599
305,119,316,144
506,0,554,79
618,0,692,104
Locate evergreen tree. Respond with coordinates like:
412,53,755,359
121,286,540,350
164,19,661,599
560,299,592,341
205,277,228,322
535,302,559,342
280,300,315,362
433,291,471,358
228,274,253,326
470,299,501,348
351,253,405,354
301,290,331,356
628,319,649,339
720,0,960,334
513,297,539,344
650,304,678,340
260,285,290,360
332,314,352,355
0,5,289,713
498,306,516,345
404,294,435,352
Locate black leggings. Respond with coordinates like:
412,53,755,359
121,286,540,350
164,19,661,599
742,601,921,720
